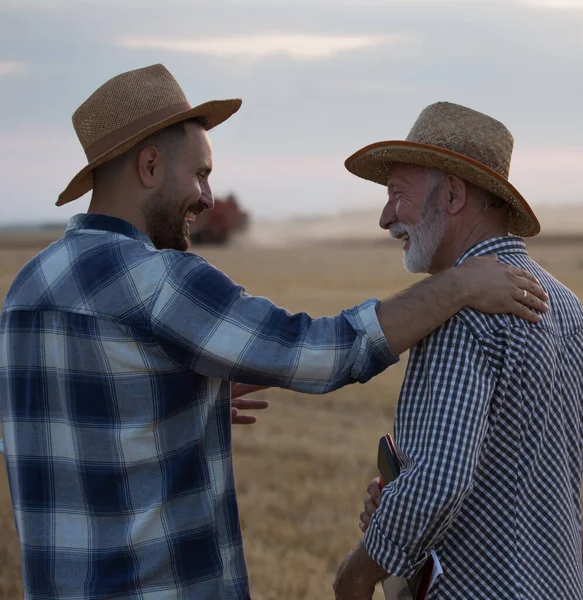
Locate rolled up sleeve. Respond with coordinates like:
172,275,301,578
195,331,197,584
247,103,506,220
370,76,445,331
149,253,398,392
363,317,495,577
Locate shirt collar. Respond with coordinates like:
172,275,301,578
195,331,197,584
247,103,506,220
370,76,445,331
65,214,155,248
455,236,527,266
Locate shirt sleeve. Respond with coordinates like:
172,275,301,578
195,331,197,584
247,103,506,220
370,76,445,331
363,316,495,577
148,252,398,392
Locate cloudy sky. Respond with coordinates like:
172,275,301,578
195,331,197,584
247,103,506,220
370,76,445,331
0,0,582,226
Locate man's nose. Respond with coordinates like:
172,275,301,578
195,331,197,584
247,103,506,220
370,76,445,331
200,183,215,211
379,201,395,230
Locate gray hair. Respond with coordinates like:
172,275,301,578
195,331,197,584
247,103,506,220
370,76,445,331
469,183,508,213
423,167,507,213
425,168,447,195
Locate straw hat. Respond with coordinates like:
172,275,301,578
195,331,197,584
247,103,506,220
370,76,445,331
345,102,540,237
57,64,242,206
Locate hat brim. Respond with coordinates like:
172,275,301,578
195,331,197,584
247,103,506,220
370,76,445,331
345,140,540,237
56,98,242,206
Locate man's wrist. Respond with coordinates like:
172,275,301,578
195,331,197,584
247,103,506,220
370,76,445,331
439,267,469,313
352,540,387,585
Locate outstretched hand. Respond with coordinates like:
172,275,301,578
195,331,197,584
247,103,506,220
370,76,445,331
230,383,270,425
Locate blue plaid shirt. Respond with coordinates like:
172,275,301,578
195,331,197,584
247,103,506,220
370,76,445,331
0,214,397,600
365,237,583,599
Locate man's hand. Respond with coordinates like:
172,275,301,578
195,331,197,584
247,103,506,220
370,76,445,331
359,477,382,534
376,254,549,356
230,383,270,425
334,541,386,600
456,254,548,322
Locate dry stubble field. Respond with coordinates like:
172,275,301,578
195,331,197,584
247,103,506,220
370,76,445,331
1,237,583,599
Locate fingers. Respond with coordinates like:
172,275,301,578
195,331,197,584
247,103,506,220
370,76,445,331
507,263,539,284
359,477,382,533
366,477,382,506
364,496,377,517
232,414,258,425
514,277,548,307
515,287,548,314
231,383,270,398
231,398,270,411
359,510,371,533
507,300,544,324
506,264,545,296
359,497,379,532
231,407,259,425
509,272,549,321
230,394,269,426
509,266,549,301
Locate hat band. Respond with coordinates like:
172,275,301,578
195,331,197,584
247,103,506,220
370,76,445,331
84,100,192,162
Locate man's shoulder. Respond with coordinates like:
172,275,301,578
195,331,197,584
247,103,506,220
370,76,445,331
496,252,583,333
453,250,583,339
2,232,203,319
2,238,67,309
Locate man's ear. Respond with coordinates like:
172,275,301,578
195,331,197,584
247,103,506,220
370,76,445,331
445,175,468,216
136,146,165,189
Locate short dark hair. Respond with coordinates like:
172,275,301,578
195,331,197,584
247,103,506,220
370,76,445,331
93,116,207,189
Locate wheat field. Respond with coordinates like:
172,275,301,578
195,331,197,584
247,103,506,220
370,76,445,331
1,237,583,599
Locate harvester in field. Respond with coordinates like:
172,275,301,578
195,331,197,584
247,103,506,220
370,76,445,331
189,194,250,245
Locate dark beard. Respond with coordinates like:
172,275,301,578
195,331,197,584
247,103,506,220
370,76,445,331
142,186,191,252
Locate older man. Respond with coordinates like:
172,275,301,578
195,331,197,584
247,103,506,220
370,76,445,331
0,69,547,600
334,102,583,600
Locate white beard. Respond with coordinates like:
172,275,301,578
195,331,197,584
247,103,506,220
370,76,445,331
391,182,446,274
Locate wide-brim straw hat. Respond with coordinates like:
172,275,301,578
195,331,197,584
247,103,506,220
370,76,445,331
57,63,242,206
345,102,540,237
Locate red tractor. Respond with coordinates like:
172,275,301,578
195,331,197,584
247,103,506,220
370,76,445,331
189,194,250,245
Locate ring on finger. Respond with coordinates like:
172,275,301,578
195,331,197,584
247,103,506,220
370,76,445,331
523,289,527,301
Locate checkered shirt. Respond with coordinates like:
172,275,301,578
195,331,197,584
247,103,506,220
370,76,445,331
0,214,397,600
364,236,583,599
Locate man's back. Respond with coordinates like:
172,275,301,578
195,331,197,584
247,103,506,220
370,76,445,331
436,238,583,598
1,214,396,599
364,237,583,599
0,216,248,599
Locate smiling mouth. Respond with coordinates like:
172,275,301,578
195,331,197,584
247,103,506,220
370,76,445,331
393,232,410,242
183,212,199,237
184,206,204,225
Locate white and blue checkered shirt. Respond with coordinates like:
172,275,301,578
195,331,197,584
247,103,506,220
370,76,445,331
364,236,583,599
0,214,397,600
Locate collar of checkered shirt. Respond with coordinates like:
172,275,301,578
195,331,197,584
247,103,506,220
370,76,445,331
455,236,527,266
66,213,155,248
